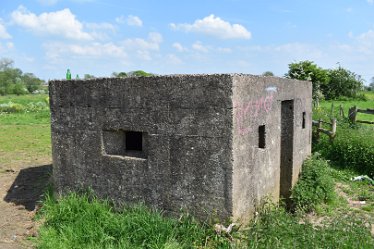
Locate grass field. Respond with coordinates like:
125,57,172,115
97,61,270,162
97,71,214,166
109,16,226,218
0,94,51,170
318,91,374,122
1,93,373,248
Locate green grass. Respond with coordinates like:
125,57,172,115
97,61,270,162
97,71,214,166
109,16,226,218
246,204,373,249
0,94,49,106
36,192,227,249
0,93,50,125
35,189,374,249
35,156,374,249
313,92,374,177
0,94,51,169
328,166,374,213
318,91,374,122
364,91,374,101
0,124,51,168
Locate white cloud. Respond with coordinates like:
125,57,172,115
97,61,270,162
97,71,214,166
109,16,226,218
44,32,163,63
85,22,116,40
218,47,232,53
123,32,162,51
172,42,187,52
337,30,374,55
126,15,143,27
367,0,373,5
167,54,182,64
6,42,14,49
44,42,127,60
121,32,162,61
136,50,152,61
116,15,143,27
353,29,374,54
192,41,209,53
274,43,323,58
85,22,115,32
11,6,92,40
115,15,125,24
0,22,11,39
170,14,251,40
0,42,12,52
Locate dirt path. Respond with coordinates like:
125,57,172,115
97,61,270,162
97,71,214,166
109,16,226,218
0,161,51,249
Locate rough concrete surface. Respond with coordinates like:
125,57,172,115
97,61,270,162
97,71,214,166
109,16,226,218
49,74,312,222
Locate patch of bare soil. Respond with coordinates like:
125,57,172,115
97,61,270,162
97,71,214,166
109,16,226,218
0,162,51,249
335,182,371,209
301,183,374,237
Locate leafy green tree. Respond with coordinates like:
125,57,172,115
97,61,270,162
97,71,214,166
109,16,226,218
368,77,374,91
369,82,374,91
0,58,43,95
111,72,127,78
84,74,95,79
262,71,274,76
13,82,28,95
285,61,329,100
326,67,363,99
117,72,128,78
22,73,43,93
0,58,14,70
131,70,153,77
0,67,23,95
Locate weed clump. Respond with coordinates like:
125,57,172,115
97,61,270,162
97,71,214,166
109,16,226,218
36,192,230,249
291,154,335,212
35,188,373,248
319,127,374,177
246,203,374,249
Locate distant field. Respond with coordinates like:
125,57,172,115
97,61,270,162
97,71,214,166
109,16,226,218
318,91,374,122
0,94,49,106
0,94,51,169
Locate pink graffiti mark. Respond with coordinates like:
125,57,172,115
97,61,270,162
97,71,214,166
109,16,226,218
234,94,275,136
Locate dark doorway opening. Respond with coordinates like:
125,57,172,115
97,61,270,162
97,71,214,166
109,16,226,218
280,100,294,200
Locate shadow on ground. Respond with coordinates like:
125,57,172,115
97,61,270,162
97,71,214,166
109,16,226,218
4,164,52,211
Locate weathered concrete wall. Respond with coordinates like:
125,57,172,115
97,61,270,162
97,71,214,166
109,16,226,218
231,75,312,222
50,74,312,222
50,75,234,220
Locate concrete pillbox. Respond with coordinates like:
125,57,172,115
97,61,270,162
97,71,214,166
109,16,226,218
49,74,312,222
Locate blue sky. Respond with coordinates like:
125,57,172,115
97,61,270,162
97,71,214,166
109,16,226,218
0,0,373,84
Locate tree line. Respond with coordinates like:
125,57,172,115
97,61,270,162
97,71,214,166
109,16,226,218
0,58,44,95
1,57,372,99
284,61,365,100
83,70,153,80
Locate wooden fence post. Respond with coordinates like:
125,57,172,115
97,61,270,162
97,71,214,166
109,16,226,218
330,118,337,141
339,105,344,118
348,106,357,123
316,118,322,141
330,103,335,118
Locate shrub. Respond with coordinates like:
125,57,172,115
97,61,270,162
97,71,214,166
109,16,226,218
291,154,335,212
325,67,364,100
0,101,25,113
0,101,49,113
